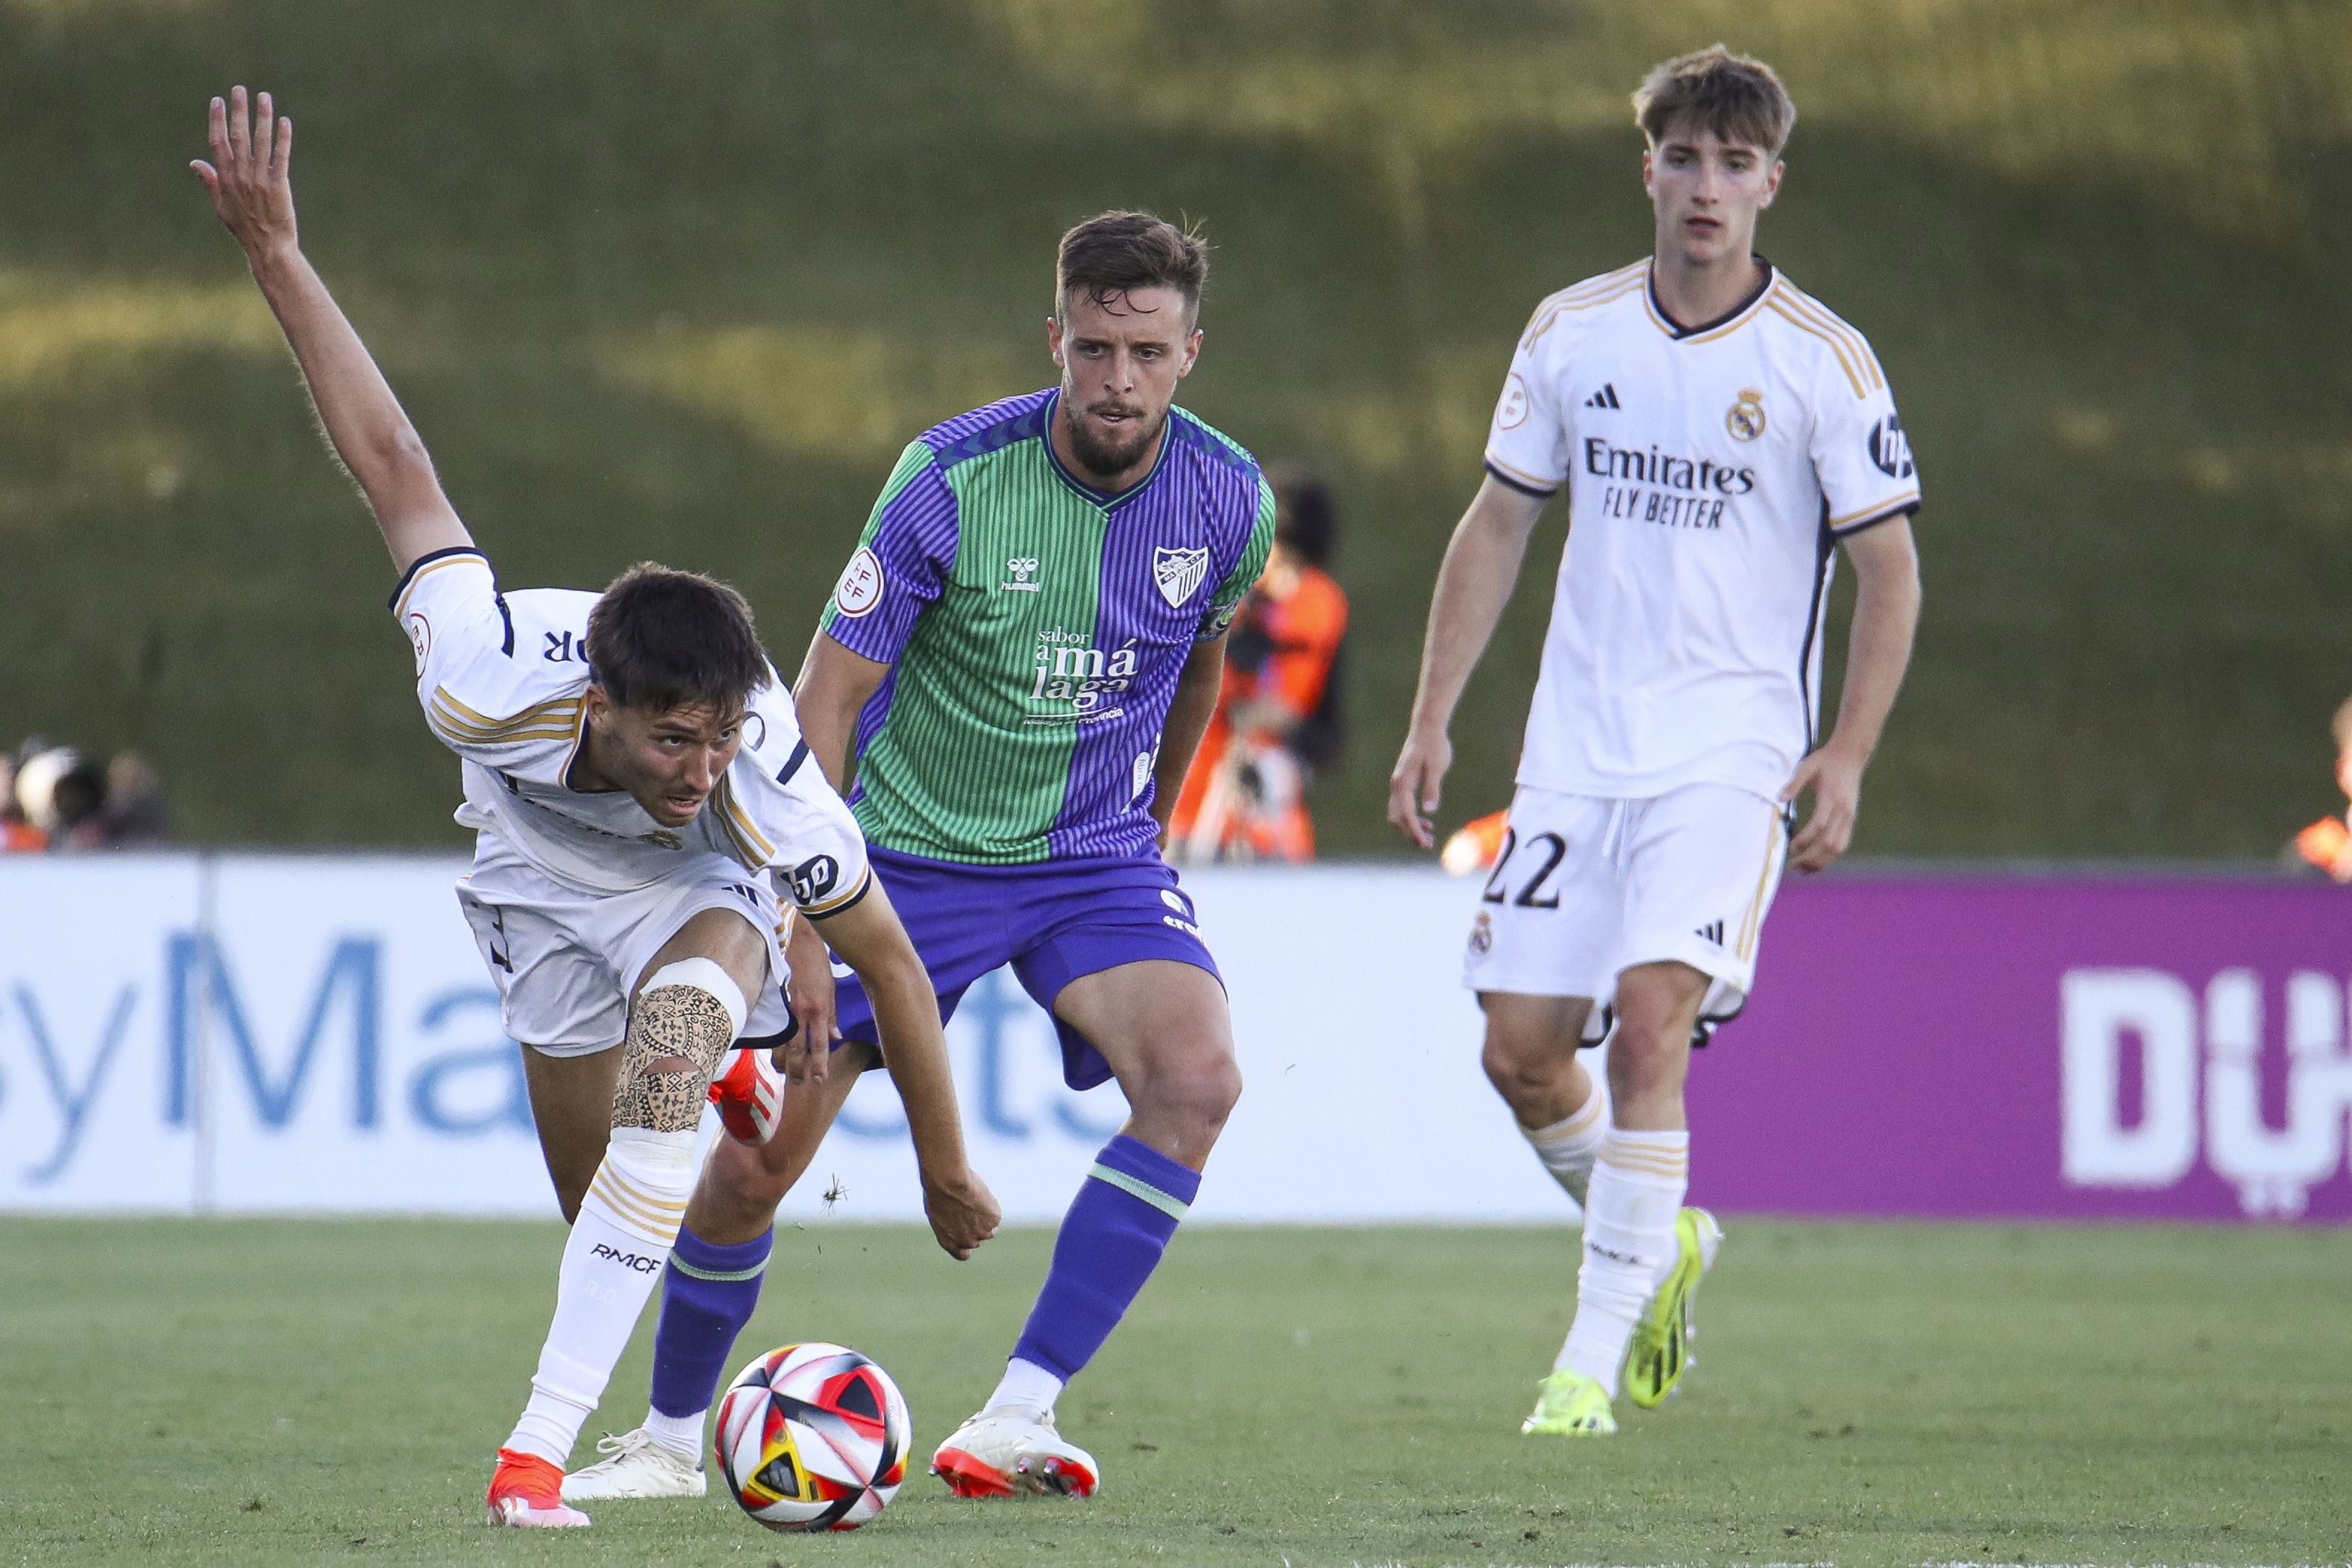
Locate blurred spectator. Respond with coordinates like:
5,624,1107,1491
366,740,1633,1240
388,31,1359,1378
1169,469,1349,862
50,759,111,851
3,740,169,852
2288,697,2352,879
0,752,43,852
101,753,169,847
13,744,79,841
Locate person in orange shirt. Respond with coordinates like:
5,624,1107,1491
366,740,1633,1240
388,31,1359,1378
1168,471,1349,862
2290,697,2352,880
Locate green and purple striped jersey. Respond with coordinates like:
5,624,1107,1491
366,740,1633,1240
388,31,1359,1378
821,389,1276,864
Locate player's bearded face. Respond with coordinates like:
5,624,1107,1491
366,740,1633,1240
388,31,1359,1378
1050,286,1201,483
583,693,746,827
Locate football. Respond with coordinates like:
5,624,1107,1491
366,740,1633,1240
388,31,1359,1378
713,1343,912,1532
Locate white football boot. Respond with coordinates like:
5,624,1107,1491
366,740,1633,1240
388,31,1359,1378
559,1428,709,1502
932,1408,1100,1498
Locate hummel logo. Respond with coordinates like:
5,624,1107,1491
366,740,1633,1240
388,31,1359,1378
1002,556,1041,592
1584,383,1622,410
1695,920,1724,946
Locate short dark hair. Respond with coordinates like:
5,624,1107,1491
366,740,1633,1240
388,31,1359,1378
1056,211,1209,324
586,562,768,714
1634,45,1796,157
1271,468,1337,568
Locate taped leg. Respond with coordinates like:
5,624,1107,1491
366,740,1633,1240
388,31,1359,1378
612,956,744,1132
503,954,750,1469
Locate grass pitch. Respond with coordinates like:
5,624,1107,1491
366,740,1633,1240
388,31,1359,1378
1,1219,2343,1567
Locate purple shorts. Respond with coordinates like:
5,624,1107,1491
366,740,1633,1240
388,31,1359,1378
828,844,1221,1091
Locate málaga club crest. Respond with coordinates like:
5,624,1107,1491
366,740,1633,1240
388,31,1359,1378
1153,545,1211,608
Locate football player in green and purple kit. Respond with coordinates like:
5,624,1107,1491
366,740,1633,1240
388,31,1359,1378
566,211,1276,1505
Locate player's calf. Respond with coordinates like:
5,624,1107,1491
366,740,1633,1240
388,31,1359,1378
500,959,749,1484
1480,994,1608,1203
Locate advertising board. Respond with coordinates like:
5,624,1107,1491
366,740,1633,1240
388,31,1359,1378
1,856,2344,1223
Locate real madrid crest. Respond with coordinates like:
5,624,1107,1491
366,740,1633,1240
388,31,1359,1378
1726,387,1766,442
644,828,684,850
1469,909,1494,958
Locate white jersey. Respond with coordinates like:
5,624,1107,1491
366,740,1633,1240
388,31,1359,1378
1484,259,1920,801
392,547,873,912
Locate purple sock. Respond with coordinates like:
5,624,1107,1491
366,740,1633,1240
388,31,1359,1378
1012,1135,1200,1382
650,1225,772,1419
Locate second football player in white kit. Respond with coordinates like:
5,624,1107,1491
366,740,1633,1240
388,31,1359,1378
1390,46,1923,1436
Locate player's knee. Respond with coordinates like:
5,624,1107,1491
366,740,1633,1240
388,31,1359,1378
612,979,736,1132
1480,1030,1549,1103
1135,1038,1241,1135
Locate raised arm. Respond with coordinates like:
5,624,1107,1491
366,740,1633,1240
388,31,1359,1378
191,87,469,576
1780,515,1922,872
1387,476,1551,847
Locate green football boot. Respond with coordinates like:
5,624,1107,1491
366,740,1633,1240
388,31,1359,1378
1520,1369,1617,1436
1625,1206,1724,1410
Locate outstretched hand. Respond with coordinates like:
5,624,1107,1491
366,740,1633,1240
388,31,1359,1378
192,86,296,259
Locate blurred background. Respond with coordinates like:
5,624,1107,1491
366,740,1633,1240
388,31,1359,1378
5,0,2350,860
6,10,2351,1560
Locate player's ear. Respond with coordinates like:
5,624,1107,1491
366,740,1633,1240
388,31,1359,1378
1178,327,1202,377
1760,158,1784,207
1046,314,1066,370
1640,147,1656,200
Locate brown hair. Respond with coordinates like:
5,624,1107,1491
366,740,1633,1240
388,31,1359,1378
1633,45,1796,157
1056,210,1210,324
586,562,768,713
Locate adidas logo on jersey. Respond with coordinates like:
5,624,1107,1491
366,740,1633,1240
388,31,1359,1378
1694,920,1725,947
1584,383,1622,410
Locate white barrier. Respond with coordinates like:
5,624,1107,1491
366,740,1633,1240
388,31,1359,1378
0,854,1564,1223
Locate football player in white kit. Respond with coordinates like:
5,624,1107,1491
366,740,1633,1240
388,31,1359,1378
193,87,999,1523
1388,47,1923,1436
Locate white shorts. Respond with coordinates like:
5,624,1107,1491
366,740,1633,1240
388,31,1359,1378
1461,783,1788,1023
455,832,794,1056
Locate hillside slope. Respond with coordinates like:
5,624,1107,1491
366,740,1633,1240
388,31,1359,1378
4,0,2347,856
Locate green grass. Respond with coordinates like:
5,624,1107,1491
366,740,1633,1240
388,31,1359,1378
1,2,2350,857
1,1219,2344,1566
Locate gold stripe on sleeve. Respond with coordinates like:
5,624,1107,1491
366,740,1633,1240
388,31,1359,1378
1484,453,1566,494
712,777,776,870
431,689,580,734
1776,283,1885,390
1764,296,1867,399
1770,286,1884,394
800,864,874,917
1827,490,1921,532
427,692,581,744
392,554,486,621
1522,271,1647,349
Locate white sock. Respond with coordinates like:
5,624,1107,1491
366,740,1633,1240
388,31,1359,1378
1556,1129,1689,1396
505,1128,697,1467
982,1357,1066,1418
1522,1072,1608,1206
644,1406,704,1461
